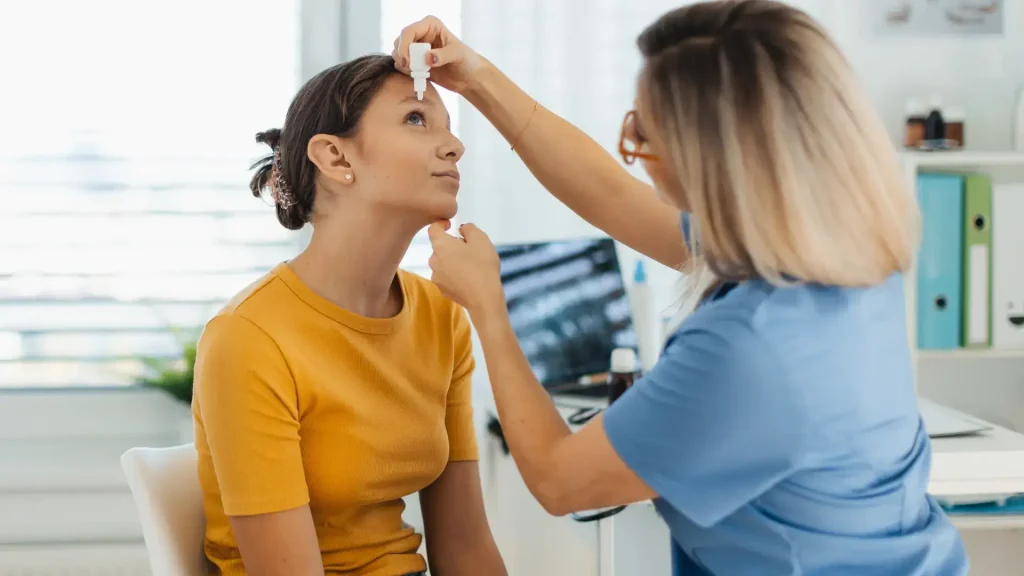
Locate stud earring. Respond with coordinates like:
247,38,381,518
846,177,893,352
344,174,352,180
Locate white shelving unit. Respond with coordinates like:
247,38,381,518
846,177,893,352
918,349,1024,360
903,151,1024,531
906,151,1024,169
901,150,1024,361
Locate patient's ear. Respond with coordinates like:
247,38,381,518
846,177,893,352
308,134,355,185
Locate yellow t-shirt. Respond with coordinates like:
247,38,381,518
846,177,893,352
192,263,477,576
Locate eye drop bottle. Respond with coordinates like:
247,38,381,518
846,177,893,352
409,42,431,101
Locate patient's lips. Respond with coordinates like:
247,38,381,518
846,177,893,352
432,170,460,194
432,169,460,183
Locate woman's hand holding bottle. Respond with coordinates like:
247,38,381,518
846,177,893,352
391,16,484,95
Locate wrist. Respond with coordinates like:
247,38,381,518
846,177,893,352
461,56,499,103
466,287,507,326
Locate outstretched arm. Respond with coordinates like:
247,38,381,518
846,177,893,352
394,17,687,269
427,224,658,516
461,61,686,269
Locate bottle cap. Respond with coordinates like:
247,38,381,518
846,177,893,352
633,260,647,284
610,348,638,373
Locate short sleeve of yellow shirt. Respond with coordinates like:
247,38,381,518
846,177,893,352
194,313,310,516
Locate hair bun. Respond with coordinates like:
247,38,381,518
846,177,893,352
255,128,283,150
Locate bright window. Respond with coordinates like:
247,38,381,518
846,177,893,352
0,0,302,387
0,1,461,388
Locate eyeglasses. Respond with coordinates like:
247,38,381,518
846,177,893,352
618,110,659,165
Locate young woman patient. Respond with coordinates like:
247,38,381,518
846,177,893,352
191,54,505,576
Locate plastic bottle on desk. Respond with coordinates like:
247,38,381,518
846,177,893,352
607,348,639,404
630,260,658,372
924,95,946,145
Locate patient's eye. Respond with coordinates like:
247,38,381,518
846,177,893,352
406,111,426,126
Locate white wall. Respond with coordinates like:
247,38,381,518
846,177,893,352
801,0,1024,151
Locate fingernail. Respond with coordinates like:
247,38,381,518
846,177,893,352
400,56,407,67
430,53,439,65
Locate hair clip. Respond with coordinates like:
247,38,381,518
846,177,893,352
271,148,297,208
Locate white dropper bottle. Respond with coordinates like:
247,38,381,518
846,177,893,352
409,43,431,101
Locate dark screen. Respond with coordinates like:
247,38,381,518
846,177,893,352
497,238,638,389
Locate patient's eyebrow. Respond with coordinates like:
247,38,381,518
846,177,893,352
400,94,452,130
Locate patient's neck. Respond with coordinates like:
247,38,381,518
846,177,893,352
289,208,419,319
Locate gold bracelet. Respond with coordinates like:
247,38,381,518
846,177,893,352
510,101,540,151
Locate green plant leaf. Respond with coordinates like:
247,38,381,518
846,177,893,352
136,338,197,405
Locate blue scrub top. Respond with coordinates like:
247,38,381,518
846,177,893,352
602,219,967,575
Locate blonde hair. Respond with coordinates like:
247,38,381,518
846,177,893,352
639,0,918,287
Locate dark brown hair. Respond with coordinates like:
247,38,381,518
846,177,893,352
250,54,399,230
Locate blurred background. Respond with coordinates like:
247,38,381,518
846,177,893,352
1,0,1023,574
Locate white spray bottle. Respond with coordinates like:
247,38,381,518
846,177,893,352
630,259,657,372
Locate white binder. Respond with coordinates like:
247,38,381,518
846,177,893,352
992,184,1024,348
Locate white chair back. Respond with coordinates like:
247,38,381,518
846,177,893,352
121,443,207,576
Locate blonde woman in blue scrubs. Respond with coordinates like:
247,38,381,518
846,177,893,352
395,1,968,574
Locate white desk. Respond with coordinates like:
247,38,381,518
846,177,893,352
554,397,1024,575
930,423,1024,500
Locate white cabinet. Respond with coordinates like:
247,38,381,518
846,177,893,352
478,408,672,576
480,433,599,576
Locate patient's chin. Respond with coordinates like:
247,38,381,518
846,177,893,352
384,197,458,226
408,204,458,229
430,197,459,221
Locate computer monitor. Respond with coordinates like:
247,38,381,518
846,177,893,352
496,238,638,392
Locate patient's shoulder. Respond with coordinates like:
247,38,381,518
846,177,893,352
217,268,289,316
